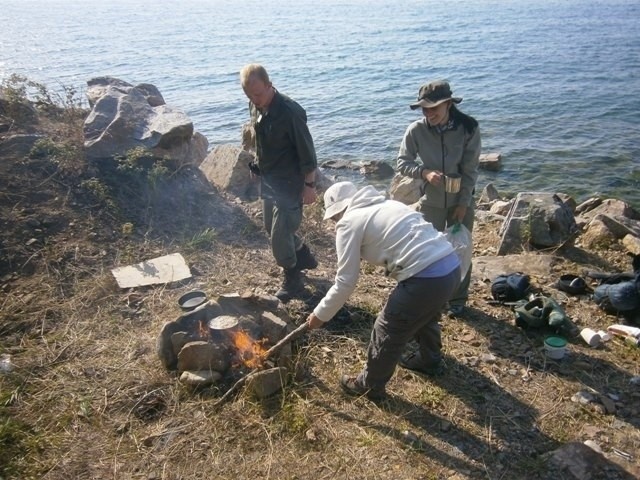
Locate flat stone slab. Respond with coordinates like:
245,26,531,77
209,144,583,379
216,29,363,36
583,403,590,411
472,254,555,281
111,253,191,288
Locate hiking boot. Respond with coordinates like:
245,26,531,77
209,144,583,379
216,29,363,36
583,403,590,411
275,268,305,303
294,243,318,271
399,352,446,377
340,374,386,400
447,304,465,318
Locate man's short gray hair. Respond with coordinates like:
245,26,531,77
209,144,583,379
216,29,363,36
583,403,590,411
240,64,270,87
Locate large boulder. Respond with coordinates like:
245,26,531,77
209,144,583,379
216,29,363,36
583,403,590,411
577,199,640,254
83,77,208,166
85,76,165,108
388,174,422,206
199,144,333,199
199,145,259,200
497,192,578,255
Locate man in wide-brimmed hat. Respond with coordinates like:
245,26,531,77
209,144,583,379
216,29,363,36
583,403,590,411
397,80,481,317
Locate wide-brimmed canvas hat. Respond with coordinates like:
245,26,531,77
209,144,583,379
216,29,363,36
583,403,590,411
323,181,358,220
409,80,462,110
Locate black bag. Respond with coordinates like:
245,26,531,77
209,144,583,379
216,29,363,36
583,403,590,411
491,273,531,302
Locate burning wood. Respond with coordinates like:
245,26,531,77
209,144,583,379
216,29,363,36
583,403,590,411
230,330,268,369
213,322,309,407
261,322,309,362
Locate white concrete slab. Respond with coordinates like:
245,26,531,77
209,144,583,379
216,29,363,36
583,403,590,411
111,252,192,289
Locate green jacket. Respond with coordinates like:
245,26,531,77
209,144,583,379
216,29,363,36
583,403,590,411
397,110,481,209
251,90,317,204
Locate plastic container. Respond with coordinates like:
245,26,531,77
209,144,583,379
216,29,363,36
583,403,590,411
597,330,612,342
544,336,567,359
580,328,602,347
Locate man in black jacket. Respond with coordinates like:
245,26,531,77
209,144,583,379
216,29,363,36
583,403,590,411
240,64,319,301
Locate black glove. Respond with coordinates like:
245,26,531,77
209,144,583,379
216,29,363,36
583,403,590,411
248,160,260,176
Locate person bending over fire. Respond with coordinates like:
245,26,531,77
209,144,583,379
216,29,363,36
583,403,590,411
306,181,460,400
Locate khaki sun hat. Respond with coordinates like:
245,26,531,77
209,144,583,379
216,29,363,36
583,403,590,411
323,181,358,220
409,80,462,110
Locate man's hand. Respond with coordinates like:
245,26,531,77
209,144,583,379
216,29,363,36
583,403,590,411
302,185,317,205
453,205,467,222
306,312,324,330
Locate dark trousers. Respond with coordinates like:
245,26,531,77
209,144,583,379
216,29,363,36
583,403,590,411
358,267,460,391
262,198,303,269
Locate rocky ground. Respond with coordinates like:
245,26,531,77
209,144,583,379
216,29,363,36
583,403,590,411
1,92,639,480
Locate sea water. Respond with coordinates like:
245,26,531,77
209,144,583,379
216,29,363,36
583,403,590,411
1,0,639,207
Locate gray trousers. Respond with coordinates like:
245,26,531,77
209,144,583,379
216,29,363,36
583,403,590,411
358,267,460,391
418,198,475,307
262,198,303,270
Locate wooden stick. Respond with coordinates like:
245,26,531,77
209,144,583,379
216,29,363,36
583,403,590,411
212,371,255,407
262,322,309,362
213,322,309,407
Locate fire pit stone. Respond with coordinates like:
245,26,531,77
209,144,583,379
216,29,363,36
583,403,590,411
157,292,297,390
180,369,223,387
246,367,288,399
177,341,230,373
259,311,288,345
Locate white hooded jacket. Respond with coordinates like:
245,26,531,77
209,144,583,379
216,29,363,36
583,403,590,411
313,185,455,322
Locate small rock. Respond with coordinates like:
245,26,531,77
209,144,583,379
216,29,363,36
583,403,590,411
460,332,476,342
598,395,616,414
440,420,452,432
583,440,603,454
25,238,38,246
401,430,419,443
179,370,222,387
305,428,317,442
0,354,15,373
247,367,288,399
571,390,596,405
480,353,497,364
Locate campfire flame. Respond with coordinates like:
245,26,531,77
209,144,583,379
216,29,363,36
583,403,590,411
230,330,268,368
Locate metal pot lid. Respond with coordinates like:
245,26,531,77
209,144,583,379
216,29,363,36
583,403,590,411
208,315,239,331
